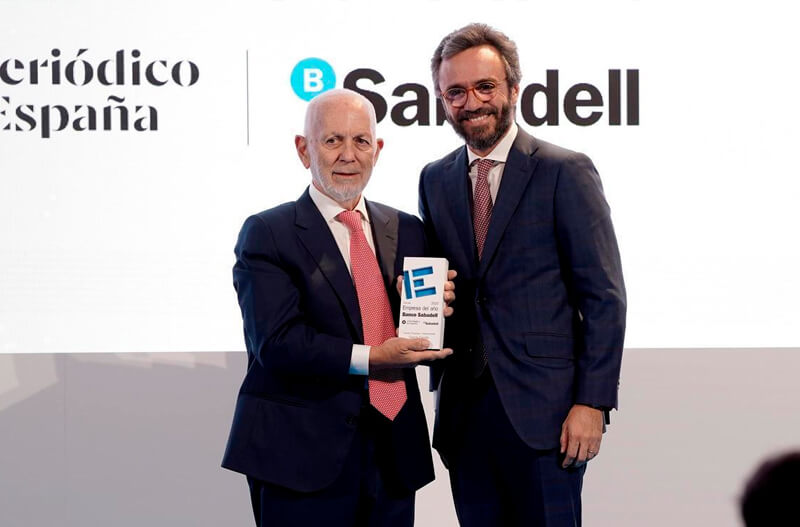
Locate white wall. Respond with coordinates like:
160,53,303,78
2,350,799,526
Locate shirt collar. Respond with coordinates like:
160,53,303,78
308,183,370,224
466,122,519,166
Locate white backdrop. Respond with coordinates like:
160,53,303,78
3,0,799,353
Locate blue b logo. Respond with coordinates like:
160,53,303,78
403,267,437,299
290,58,336,101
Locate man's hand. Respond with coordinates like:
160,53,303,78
442,269,456,316
560,404,604,468
396,269,457,317
369,337,453,370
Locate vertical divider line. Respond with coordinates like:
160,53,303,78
62,353,68,522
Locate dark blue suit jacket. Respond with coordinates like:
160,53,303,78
222,189,434,493
419,128,626,459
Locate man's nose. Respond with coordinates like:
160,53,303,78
463,88,484,111
338,140,356,162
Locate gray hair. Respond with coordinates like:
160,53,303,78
303,89,377,137
431,23,522,96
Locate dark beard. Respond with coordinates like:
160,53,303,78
449,102,513,153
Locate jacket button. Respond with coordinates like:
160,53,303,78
345,415,359,426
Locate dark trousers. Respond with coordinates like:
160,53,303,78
247,406,414,527
447,372,585,527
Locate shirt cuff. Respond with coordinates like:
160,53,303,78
349,344,370,375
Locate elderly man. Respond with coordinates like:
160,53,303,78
222,89,452,527
420,24,626,526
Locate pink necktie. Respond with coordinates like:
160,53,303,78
473,159,495,259
337,210,407,421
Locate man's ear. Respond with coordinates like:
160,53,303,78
373,138,385,165
509,83,520,106
295,135,311,169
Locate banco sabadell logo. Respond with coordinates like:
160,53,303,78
290,58,336,101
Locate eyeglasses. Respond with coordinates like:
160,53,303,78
441,79,507,107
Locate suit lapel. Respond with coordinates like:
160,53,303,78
478,129,540,277
294,190,363,342
443,147,478,277
366,200,398,290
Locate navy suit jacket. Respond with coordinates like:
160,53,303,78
222,189,434,493
419,128,626,459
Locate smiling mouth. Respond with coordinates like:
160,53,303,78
460,111,495,124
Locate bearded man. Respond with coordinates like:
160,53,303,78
419,24,627,527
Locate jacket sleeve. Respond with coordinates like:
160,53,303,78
554,153,626,409
233,214,353,381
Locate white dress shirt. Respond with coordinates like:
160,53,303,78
466,122,519,203
308,183,372,375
